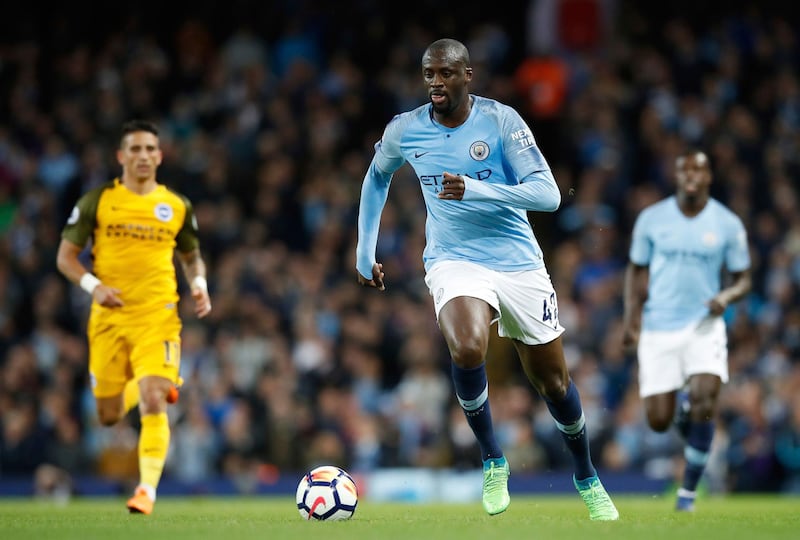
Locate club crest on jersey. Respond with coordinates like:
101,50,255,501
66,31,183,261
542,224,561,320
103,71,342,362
469,141,490,161
702,232,717,246
154,203,174,222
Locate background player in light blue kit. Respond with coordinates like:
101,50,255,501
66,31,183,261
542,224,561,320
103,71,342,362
623,150,752,512
356,38,618,520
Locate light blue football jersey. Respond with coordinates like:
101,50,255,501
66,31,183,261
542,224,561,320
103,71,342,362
629,196,750,331
356,95,561,278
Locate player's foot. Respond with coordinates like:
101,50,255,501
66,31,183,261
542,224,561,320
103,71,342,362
574,475,619,521
166,376,184,404
674,390,690,439
482,456,510,515
675,488,696,512
126,486,154,515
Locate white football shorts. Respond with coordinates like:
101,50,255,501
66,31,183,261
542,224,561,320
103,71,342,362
637,316,728,398
424,259,565,345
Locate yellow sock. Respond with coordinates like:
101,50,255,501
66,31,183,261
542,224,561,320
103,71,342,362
138,413,170,490
123,379,140,413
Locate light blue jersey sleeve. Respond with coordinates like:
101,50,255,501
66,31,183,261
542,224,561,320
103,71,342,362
356,114,408,279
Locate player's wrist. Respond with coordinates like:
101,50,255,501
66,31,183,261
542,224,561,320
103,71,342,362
79,272,101,295
191,275,208,293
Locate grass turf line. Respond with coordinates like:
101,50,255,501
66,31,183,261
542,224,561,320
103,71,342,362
0,495,798,540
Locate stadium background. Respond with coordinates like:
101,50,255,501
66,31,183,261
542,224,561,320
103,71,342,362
1,0,799,499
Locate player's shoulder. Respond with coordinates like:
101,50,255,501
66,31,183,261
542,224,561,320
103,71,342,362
472,94,508,112
387,103,429,129
77,180,116,207
708,198,745,224
472,95,519,120
161,184,194,209
381,104,431,144
638,196,675,219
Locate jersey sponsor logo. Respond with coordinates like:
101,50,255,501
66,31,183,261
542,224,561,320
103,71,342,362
104,223,171,241
154,203,174,222
469,141,490,161
421,169,492,193
67,206,80,225
511,128,535,152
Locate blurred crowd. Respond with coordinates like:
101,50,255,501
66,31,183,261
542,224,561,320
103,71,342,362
1,1,800,496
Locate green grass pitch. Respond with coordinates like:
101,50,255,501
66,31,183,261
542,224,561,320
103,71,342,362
1,494,798,540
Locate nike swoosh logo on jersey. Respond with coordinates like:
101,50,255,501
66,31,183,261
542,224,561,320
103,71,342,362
414,151,429,158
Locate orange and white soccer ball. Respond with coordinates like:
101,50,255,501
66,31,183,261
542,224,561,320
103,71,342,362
295,465,358,521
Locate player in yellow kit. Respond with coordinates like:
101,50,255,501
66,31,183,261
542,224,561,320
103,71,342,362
56,119,212,514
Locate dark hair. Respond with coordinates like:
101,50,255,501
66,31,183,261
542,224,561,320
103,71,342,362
423,38,471,67
120,119,159,144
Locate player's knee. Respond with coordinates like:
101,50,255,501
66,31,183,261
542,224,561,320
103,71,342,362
646,413,673,432
139,381,170,412
449,341,486,369
97,408,122,426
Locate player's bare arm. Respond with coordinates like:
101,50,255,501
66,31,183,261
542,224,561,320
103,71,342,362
177,248,211,318
707,268,752,316
357,262,385,291
622,262,648,353
56,238,124,307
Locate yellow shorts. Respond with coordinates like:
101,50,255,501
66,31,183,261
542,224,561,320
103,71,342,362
87,307,182,398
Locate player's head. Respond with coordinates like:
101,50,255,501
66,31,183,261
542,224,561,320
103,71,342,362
675,149,712,201
422,38,473,117
118,119,163,182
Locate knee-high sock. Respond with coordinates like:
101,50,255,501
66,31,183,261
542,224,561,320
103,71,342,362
544,381,596,480
682,420,714,492
123,379,140,413
139,412,170,491
452,363,502,461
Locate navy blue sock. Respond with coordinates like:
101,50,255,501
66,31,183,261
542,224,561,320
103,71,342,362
451,363,502,461
682,420,714,491
544,380,596,480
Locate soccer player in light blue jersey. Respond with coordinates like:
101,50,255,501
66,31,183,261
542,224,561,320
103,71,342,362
356,38,617,520
623,150,752,512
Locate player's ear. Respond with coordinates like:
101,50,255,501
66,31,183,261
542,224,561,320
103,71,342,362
465,66,473,82
116,148,125,166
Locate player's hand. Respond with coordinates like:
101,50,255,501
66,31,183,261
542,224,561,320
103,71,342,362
621,327,639,355
93,284,124,308
358,262,385,291
707,295,728,316
191,287,212,318
438,172,465,201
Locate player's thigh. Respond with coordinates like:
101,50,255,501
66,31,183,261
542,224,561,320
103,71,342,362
684,317,729,383
424,260,500,321
128,313,182,383
87,318,130,398
494,267,565,345
637,328,688,398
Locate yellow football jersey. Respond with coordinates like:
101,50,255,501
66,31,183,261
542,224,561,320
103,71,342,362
62,179,199,324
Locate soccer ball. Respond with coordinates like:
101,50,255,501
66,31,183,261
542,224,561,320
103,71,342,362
295,465,358,521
